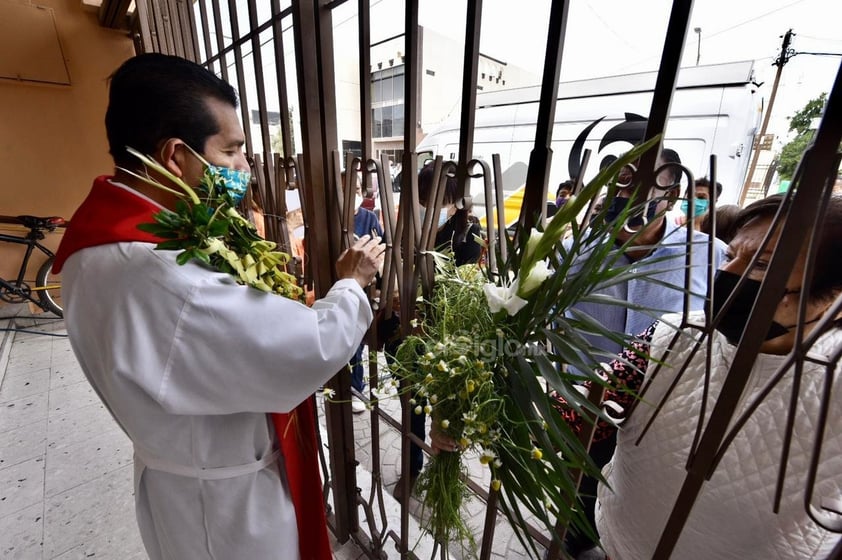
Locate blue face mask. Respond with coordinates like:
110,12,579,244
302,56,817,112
680,198,710,218
185,144,251,206
205,163,251,206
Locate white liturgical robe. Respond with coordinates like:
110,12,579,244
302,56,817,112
61,240,372,560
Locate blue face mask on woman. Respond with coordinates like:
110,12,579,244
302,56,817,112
680,198,709,217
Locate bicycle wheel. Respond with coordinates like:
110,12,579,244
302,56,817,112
36,257,63,317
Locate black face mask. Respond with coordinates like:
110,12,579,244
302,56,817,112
710,269,793,345
603,196,659,227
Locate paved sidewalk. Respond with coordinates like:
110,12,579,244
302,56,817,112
0,320,536,559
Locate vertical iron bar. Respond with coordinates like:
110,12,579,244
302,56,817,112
150,0,173,55
226,0,255,156
134,0,155,53
196,0,215,69
292,0,356,542
270,0,294,159
180,0,202,62
516,0,571,235
492,154,508,262
652,59,842,560
358,0,372,165
246,0,277,192
400,0,420,335
636,0,693,191
455,0,483,200
165,0,186,58
403,1,420,158
210,0,230,81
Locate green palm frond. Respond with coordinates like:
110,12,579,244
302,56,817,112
392,135,702,558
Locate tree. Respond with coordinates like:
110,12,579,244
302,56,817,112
777,93,826,180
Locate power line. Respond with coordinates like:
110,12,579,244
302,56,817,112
620,0,808,71
702,0,807,40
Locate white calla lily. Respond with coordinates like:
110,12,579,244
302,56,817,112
518,260,552,297
483,281,528,316
523,228,543,263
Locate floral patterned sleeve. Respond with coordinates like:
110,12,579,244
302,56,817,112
552,322,656,443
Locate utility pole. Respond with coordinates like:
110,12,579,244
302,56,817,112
739,29,795,205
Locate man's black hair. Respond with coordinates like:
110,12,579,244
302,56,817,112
659,147,682,184
105,53,239,169
417,161,457,206
687,177,723,198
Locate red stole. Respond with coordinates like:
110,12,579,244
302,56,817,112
56,176,332,560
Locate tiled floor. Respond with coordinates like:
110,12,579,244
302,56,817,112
0,318,536,559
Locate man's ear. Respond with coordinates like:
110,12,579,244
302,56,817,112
159,138,188,178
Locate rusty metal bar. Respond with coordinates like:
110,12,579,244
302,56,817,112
400,0,420,339
403,1,420,157
652,58,842,559
150,0,173,55
397,7,421,542
270,0,294,159
209,0,230,81
180,0,201,62
174,0,193,60
203,5,294,68
165,0,185,58
516,0,570,235
358,0,372,165
250,153,271,237
133,0,155,53
291,0,357,542
636,0,693,192
226,0,255,156
491,154,508,263
246,0,278,193
272,153,293,255
455,0,483,201
196,0,215,71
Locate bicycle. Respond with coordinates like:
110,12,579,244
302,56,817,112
0,214,67,317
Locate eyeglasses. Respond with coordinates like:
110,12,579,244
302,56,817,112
616,163,683,191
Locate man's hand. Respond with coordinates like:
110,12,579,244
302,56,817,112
336,235,385,289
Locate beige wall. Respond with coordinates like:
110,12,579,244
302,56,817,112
0,0,134,291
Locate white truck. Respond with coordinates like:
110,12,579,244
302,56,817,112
416,60,762,221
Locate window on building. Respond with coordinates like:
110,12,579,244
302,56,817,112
251,109,281,126
371,65,405,138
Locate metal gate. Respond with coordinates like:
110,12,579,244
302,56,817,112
130,0,842,558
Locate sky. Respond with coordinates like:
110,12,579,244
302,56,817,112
363,0,841,143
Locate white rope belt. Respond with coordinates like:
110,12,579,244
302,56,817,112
134,446,281,481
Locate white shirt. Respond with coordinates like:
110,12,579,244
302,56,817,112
62,240,371,560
